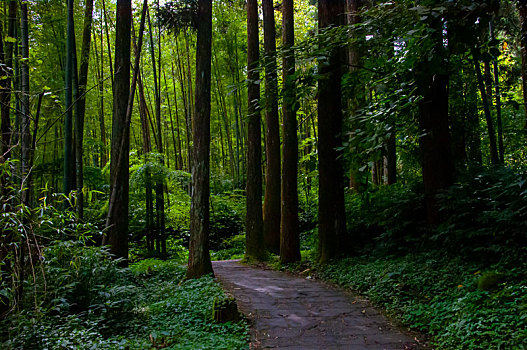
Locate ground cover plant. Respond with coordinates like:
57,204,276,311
316,253,527,350
0,239,248,349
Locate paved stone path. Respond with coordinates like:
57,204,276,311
213,260,422,350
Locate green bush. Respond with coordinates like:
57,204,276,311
211,234,246,260
209,195,244,250
2,251,248,349
435,167,527,261
344,181,426,255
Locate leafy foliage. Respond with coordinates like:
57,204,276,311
317,253,527,349
1,244,248,349
435,167,527,260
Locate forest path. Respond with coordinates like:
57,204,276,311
213,260,421,350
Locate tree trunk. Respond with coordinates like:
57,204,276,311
385,133,396,184
104,0,133,264
245,0,266,261
489,22,504,163
417,70,454,224
93,23,108,168
170,60,184,169
493,60,504,163
75,0,94,219
175,39,192,172
164,70,179,170
347,0,367,192
16,0,30,307
474,57,499,165
63,0,75,201
317,0,347,264
1,1,15,167
187,0,214,279
519,1,527,130
147,5,166,254
0,0,16,202
134,25,154,251
102,0,114,87
0,0,16,319
261,0,281,255
280,0,300,264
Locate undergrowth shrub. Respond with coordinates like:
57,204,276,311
435,167,527,261
209,195,244,250
211,234,245,260
345,182,426,254
2,251,248,349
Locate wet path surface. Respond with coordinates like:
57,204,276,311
213,260,421,349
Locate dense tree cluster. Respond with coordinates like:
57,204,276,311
1,0,527,322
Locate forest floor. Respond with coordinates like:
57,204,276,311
213,260,424,350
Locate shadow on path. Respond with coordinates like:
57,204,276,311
213,260,422,350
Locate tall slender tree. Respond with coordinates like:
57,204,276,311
262,0,281,254
187,0,214,279
75,0,95,219
489,21,504,163
103,0,132,263
280,0,300,263
474,57,500,165
245,0,266,260
17,0,30,306
0,1,15,167
317,0,347,263
147,5,166,253
0,0,16,320
63,0,75,200
416,16,455,224
518,0,527,128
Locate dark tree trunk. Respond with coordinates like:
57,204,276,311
493,60,504,163
170,60,184,170
102,0,114,87
385,133,396,185
104,0,133,264
463,66,482,166
317,0,347,264
93,24,108,167
280,0,300,264
519,0,527,130
147,5,166,253
417,73,454,224
262,0,281,254
0,1,15,167
175,39,192,172
16,0,30,307
63,0,75,200
20,1,30,205
245,0,266,261
489,22,504,163
187,0,213,279
346,0,367,193
415,16,456,225
0,1,16,319
474,57,499,165
75,0,95,219
134,28,154,251
0,1,16,208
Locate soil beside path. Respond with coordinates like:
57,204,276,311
213,260,422,350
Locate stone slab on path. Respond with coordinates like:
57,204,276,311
213,260,423,350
